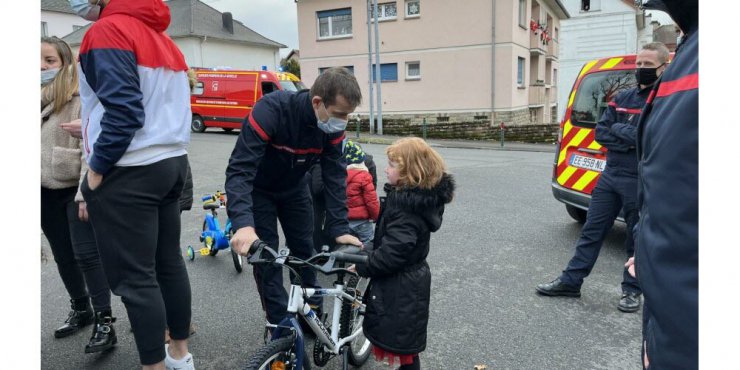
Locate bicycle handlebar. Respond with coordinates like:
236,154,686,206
246,240,367,274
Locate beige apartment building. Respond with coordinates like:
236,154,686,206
296,0,569,140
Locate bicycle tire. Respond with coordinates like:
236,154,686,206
342,275,372,366
244,335,312,370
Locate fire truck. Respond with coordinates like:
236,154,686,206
189,69,306,133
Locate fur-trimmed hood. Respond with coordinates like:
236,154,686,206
383,173,455,232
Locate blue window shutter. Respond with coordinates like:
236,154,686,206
317,8,352,18
372,63,397,82
381,63,397,81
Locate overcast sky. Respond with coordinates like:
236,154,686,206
198,0,677,58
201,0,299,57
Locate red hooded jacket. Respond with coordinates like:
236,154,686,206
346,167,380,221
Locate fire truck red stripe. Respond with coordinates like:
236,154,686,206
582,176,599,194
248,114,270,142
329,133,346,146
656,73,698,98
563,169,588,189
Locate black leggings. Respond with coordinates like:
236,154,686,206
398,355,420,370
41,186,111,312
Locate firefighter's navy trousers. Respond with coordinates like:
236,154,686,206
560,170,641,294
251,184,323,324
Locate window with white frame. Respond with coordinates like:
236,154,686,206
553,68,558,86
405,0,420,18
517,57,525,87
406,61,420,80
518,0,527,28
317,8,353,39
373,2,398,21
41,22,48,37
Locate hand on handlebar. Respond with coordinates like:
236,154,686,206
231,226,259,256
335,234,363,248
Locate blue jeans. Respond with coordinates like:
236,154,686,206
560,171,641,294
348,219,374,248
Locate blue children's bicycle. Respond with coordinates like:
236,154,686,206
186,191,243,273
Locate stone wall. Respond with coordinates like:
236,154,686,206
353,108,559,143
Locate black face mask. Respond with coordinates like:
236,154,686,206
635,64,664,87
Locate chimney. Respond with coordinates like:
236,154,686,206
222,12,234,34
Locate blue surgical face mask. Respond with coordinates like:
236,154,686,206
317,103,348,133
69,0,102,21
41,68,59,86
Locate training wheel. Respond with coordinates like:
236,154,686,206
186,245,195,261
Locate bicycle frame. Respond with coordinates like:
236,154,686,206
269,283,366,369
201,212,232,250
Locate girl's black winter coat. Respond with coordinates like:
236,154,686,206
356,173,455,354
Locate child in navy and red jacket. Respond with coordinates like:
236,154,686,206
344,141,380,247
356,137,455,370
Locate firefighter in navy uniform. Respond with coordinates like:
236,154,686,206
537,43,670,313
626,1,698,368
226,67,363,326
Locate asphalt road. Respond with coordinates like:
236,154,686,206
41,131,642,369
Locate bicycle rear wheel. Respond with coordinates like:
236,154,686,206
244,335,312,370
342,276,372,366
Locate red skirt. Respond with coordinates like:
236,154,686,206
372,345,417,367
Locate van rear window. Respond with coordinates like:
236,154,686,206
571,70,636,127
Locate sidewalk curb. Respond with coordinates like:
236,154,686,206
350,136,556,153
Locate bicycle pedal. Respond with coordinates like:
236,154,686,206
199,248,210,256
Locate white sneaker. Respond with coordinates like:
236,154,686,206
165,343,195,370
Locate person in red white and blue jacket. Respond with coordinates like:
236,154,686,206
70,0,194,368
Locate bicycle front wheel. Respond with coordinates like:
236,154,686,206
244,336,312,370
344,276,372,366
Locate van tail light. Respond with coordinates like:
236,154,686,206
557,126,563,143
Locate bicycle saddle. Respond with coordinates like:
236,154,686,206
203,202,220,210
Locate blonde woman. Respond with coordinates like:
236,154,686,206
355,137,455,369
41,36,116,353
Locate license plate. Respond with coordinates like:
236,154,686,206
569,154,606,172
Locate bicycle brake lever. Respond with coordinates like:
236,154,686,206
247,243,267,265
320,254,336,273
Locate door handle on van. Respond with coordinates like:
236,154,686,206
577,148,603,155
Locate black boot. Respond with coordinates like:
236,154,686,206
54,298,94,338
85,311,117,353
